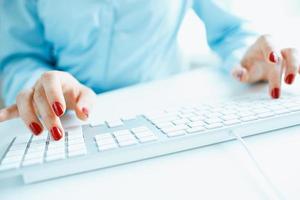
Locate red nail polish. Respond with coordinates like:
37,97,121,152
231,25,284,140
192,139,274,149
285,74,295,85
52,102,64,117
51,127,63,141
29,122,42,135
269,52,278,63
82,107,89,118
271,88,280,99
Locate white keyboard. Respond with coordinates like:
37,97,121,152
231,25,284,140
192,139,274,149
1,94,300,183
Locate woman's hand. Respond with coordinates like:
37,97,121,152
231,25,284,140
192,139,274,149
232,35,299,98
0,71,96,140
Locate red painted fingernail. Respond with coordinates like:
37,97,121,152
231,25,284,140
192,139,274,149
29,122,42,135
82,107,89,118
51,127,63,141
52,102,64,117
269,52,278,63
285,74,295,85
271,88,280,99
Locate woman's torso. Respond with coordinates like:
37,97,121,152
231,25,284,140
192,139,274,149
38,0,192,93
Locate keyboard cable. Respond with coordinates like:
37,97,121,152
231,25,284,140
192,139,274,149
230,130,285,200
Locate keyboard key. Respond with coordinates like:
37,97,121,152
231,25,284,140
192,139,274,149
161,125,189,133
172,118,190,125
134,131,156,138
134,130,158,143
46,153,66,162
188,121,205,127
22,157,43,167
90,119,106,127
97,143,118,151
113,130,138,147
138,135,158,143
1,156,23,165
186,126,206,134
223,119,241,126
106,119,124,128
240,116,258,122
0,162,20,171
118,139,138,147
205,123,223,129
68,138,85,145
165,130,186,137
154,122,174,129
131,126,149,133
68,149,87,157
121,114,137,121
47,148,65,156
5,149,26,158
31,132,48,141
13,134,31,145
68,143,86,152
221,114,238,121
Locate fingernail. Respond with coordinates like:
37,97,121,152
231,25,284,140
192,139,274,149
52,102,64,117
237,70,243,81
285,74,295,85
271,88,280,99
29,122,42,135
82,107,89,118
269,52,278,63
51,127,63,141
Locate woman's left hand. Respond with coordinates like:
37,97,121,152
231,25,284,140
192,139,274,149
232,35,299,99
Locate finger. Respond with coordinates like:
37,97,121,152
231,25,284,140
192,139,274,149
16,89,44,135
40,72,66,117
33,84,64,141
232,65,250,82
281,48,299,85
258,35,281,64
0,104,19,122
267,62,283,99
232,63,266,83
74,87,96,120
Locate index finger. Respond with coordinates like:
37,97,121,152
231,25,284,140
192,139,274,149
0,104,19,122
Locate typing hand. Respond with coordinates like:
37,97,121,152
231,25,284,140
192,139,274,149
232,35,299,99
0,71,96,140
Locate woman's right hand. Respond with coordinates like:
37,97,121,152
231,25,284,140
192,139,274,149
0,71,96,140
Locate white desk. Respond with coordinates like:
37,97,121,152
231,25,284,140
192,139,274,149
1,67,300,200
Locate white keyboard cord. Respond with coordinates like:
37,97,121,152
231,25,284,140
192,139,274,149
231,131,285,200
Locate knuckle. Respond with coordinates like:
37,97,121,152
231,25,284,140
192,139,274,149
43,112,56,123
33,88,43,103
259,34,271,43
41,71,56,82
16,89,32,104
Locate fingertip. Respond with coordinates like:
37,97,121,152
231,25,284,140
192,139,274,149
232,67,248,82
52,101,65,117
271,87,280,99
29,122,43,136
82,107,89,118
75,105,89,121
269,52,279,64
285,74,295,85
50,126,64,141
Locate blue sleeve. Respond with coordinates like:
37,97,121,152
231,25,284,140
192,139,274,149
0,0,54,106
193,0,258,72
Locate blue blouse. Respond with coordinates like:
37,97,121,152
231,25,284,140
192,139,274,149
0,0,255,105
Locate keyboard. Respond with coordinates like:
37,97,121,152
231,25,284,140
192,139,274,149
1,93,300,184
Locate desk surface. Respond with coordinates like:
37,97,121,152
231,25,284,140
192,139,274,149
1,67,300,200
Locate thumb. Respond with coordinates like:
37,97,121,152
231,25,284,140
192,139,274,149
231,65,251,83
74,87,96,121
